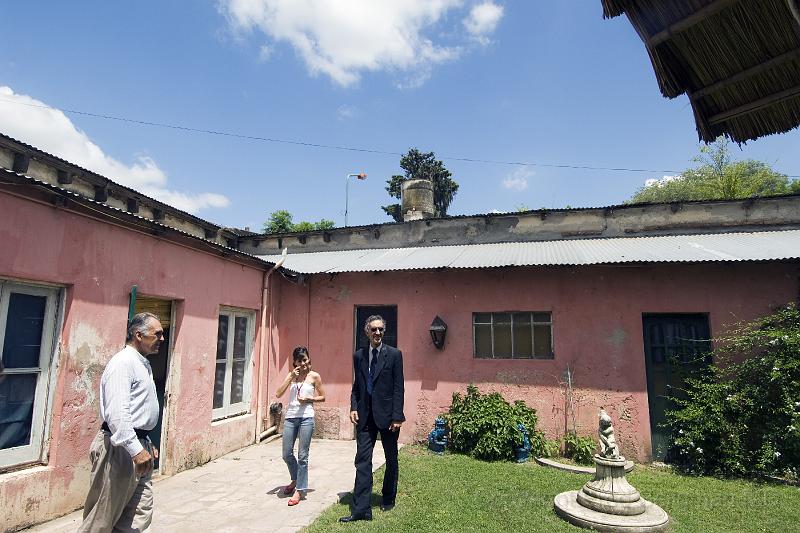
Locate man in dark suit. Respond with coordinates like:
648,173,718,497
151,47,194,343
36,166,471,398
340,315,405,523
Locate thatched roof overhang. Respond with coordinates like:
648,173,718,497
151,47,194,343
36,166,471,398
602,0,800,143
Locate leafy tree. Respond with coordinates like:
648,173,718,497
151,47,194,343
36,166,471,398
381,204,402,223
263,210,294,233
314,219,335,230
629,137,799,204
382,148,459,221
263,211,337,234
292,221,315,232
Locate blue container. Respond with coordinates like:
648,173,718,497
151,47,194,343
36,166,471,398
428,417,448,455
515,423,532,463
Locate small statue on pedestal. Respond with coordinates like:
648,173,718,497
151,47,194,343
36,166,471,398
554,407,669,531
598,408,620,459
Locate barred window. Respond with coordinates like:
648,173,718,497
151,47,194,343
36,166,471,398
473,312,553,359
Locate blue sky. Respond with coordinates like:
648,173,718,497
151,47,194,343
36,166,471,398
2,1,799,231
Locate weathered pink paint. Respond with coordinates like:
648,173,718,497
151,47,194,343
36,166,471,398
267,263,798,462
0,192,264,530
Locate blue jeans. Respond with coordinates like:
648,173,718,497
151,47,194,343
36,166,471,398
282,417,315,491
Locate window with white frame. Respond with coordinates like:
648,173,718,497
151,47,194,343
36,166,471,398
212,308,254,419
473,312,553,359
0,281,60,469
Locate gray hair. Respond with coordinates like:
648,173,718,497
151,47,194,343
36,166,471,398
126,312,160,342
363,315,386,332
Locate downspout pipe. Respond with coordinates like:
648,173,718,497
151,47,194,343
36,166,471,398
259,402,283,441
259,426,278,441
255,248,287,441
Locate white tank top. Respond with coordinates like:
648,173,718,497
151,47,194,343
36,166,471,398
284,381,315,419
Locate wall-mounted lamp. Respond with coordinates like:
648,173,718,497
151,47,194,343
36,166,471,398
429,315,447,350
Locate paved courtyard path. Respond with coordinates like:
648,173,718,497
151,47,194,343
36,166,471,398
26,438,376,533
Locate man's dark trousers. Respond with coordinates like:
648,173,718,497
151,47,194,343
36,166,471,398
352,407,399,516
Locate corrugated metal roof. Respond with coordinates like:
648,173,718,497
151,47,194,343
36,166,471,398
0,167,272,267
258,230,800,274
0,132,224,231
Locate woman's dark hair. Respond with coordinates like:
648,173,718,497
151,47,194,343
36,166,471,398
292,346,310,366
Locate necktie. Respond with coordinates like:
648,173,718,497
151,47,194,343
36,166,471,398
367,348,378,395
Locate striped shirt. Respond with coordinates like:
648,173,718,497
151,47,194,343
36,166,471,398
100,345,160,457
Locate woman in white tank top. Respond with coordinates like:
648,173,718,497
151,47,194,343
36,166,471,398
275,346,325,506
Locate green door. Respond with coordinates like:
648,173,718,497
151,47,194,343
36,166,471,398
642,314,711,460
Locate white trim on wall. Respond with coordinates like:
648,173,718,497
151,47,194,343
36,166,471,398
212,307,255,421
0,280,61,470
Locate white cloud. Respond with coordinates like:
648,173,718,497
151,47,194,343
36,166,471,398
0,86,229,214
502,166,533,191
337,104,359,120
219,0,503,87
463,1,503,45
258,43,273,61
644,175,682,188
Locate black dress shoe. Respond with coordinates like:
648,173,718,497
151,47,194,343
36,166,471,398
380,503,395,512
339,514,372,523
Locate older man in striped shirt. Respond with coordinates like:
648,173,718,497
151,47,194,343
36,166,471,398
78,312,163,533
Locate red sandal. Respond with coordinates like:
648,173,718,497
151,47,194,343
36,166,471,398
288,495,301,506
282,483,296,495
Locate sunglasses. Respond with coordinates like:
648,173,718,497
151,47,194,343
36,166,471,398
369,327,385,333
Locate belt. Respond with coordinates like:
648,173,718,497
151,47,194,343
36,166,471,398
101,421,150,439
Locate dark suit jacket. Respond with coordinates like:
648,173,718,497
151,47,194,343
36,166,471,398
350,344,405,430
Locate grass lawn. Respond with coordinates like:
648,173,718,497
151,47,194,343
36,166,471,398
305,445,800,533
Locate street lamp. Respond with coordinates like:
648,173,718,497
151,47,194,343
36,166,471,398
345,172,367,227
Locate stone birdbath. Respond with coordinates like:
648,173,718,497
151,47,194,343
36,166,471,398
554,408,669,532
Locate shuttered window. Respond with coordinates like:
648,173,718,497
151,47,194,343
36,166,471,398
134,296,172,328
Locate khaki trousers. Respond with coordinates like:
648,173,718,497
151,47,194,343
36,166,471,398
78,430,154,533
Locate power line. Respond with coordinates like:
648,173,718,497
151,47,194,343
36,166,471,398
0,98,403,156
2,98,797,177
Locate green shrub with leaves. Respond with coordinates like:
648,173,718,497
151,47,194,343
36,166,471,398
666,304,800,478
444,385,546,461
563,431,596,465
541,439,561,459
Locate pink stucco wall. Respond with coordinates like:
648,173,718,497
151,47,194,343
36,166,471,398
3,185,799,531
0,192,264,530
267,262,798,462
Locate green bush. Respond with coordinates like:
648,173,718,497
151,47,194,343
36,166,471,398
541,439,561,459
666,304,800,478
563,431,596,465
444,384,546,461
